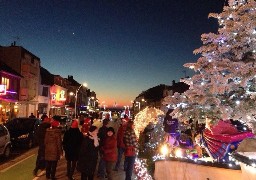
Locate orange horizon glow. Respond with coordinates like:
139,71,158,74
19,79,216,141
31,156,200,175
97,96,134,109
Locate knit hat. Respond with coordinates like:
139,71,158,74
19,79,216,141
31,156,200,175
107,127,115,135
89,125,97,132
51,120,60,128
71,120,79,128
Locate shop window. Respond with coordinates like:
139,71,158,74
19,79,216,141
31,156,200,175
1,77,9,89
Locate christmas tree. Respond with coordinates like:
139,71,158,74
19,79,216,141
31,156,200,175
164,0,256,126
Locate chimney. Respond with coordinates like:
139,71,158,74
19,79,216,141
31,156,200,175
68,75,73,80
172,80,175,85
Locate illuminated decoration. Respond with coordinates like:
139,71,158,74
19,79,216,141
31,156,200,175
163,0,256,125
233,152,256,168
0,84,6,95
232,152,256,179
159,0,256,172
174,148,183,158
134,107,164,137
134,158,153,180
160,144,169,156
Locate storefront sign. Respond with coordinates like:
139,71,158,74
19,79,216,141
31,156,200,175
0,85,6,95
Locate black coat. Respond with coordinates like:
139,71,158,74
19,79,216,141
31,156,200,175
35,122,51,158
98,125,108,147
77,135,99,174
63,128,83,161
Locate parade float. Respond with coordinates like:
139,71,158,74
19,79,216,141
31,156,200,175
133,0,256,179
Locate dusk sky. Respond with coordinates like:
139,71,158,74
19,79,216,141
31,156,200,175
0,0,225,107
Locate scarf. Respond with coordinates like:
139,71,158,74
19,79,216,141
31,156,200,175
88,132,99,147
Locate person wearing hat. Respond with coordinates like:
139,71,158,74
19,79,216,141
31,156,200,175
77,126,99,180
63,120,83,180
44,119,63,180
114,116,128,171
101,127,117,180
33,117,51,176
123,121,139,180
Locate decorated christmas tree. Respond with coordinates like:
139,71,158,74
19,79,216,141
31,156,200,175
164,0,256,126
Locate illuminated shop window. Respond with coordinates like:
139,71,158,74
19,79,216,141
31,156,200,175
1,77,9,89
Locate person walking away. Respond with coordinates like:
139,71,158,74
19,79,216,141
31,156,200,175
102,127,117,180
44,120,63,180
97,116,110,178
77,126,99,180
114,117,127,171
33,117,51,176
123,121,139,180
63,120,83,180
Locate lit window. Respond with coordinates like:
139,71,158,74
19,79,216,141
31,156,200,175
1,77,9,89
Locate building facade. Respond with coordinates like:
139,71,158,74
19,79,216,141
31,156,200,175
0,61,22,123
0,45,40,117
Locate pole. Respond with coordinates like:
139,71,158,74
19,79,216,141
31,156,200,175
74,84,83,119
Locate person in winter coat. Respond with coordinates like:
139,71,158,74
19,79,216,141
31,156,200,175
123,121,139,180
114,118,127,171
102,127,117,180
77,126,99,180
63,120,83,180
44,120,63,180
33,117,51,176
97,117,110,178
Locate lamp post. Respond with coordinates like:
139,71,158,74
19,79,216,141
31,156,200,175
74,83,87,119
136,101,140,111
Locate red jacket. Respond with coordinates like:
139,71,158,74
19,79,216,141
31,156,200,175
102,135,117,162
117,124,126,148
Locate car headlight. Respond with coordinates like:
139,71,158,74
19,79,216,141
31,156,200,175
18,133,29,139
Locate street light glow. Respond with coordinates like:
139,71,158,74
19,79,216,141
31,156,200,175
74,82,87,118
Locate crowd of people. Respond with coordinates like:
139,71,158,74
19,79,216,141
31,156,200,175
33,113,138,180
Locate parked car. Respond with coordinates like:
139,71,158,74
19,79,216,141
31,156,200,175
52,115,72,132
0,124,11,158
5,118,41,149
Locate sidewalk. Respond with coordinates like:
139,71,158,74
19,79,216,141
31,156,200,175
34,156,130,180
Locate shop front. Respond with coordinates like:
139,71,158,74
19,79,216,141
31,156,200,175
0,85,19,123
49,85,67,117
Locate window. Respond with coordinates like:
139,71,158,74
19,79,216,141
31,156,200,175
1,77,9,89
42,87,48,97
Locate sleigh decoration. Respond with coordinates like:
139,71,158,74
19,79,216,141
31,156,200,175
201,120,254,160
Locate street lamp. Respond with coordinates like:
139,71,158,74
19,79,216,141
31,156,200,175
136,101,140,111
74,83,87,119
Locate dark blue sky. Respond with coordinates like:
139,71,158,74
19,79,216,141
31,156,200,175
0,0,224,107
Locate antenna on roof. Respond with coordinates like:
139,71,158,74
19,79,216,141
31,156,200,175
11,36,21,46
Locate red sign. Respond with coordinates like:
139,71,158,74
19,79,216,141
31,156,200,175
0,85,6,95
